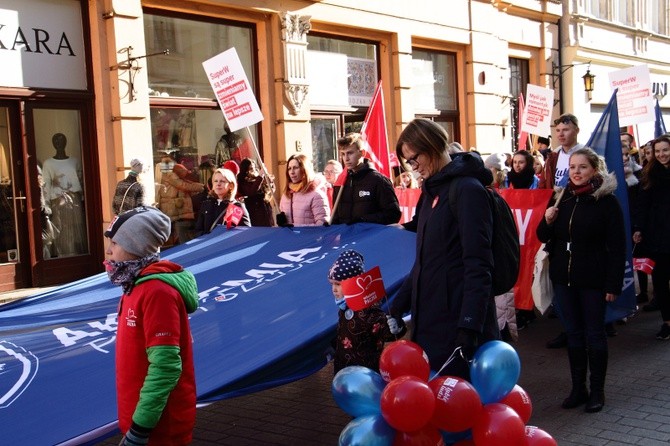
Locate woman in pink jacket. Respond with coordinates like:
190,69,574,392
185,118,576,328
278,154,330,226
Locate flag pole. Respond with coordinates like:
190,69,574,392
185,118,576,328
244,126,280,216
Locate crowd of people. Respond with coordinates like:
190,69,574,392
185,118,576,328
106,115,670,443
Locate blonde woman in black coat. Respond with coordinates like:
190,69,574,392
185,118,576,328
537,147,625,413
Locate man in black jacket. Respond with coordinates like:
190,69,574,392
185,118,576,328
331,133,401,225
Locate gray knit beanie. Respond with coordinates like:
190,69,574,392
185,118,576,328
104,206,171,257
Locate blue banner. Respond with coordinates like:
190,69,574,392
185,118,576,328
586,89,637,322
0,224,415,445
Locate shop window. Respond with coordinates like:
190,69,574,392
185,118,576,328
306,34,379,172
412,49,459,143
144,11,261,212
509,57,530,152
32,109,89,259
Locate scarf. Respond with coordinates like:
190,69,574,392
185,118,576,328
288,182,302,193
103,253,160,294
567,174,603,196
506,165,536,189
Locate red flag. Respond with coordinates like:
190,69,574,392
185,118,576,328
333,169,348,187
361,81,391,177
518,93,529,151
340,266,386,311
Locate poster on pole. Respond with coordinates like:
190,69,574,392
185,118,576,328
521,84,554,138
608,65,654,126
203,47,264,132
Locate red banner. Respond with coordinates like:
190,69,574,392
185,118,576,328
361,81,391,178
499,189,553,310
393,187,553,310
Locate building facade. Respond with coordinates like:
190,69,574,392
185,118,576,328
2,0,665,291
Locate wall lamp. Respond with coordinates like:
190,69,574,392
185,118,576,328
549,61,595,104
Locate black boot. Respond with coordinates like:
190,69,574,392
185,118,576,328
562,347,589,409
585,349,608,413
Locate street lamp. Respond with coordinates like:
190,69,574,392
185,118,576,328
582,67,595,101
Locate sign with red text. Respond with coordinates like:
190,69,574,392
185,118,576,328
203,47,264,132
341,266,386,311
609,65,654,126
521,84,554,137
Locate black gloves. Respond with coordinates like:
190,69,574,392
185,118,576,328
120,423,151,446
276,212,293,228
455,328,479,361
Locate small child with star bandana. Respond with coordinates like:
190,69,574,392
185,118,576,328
328,249,406,374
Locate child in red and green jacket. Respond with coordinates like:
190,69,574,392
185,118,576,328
104,206,198,446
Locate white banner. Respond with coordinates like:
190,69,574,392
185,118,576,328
521,84,554,137
203,47,264,132
609,65,655,126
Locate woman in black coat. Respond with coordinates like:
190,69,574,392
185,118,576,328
633,134,670,338
195,168,250,236
537,147,625,413
390,119,499,379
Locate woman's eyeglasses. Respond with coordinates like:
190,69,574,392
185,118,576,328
405,153,421,169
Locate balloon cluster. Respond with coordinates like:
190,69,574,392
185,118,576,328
332,340,557,446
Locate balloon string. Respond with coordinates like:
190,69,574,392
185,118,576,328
430,346,467,381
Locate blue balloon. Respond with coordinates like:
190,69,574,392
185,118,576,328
441,429,472,445
470,340,521,404
339,414,395,446
332,366,386,417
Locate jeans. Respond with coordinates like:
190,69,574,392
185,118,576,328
651,253,670,321
553,283,607,351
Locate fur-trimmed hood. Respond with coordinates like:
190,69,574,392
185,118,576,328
552,171,618,201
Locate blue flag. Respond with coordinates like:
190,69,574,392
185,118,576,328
655,98,667,138
585,89,636,323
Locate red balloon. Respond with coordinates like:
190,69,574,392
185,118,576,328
472,403,525,446
381,375,436,433
525,426,558,446
393,425,443,446
500,384,533,423
379,340,430,382
428,376,482,432
453,441,475,446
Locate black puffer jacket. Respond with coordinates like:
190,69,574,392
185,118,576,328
390,152,499,372
536,174,625,294
331,159,401,225
633,163,670,255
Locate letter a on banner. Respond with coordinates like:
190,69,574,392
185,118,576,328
203,47,264,132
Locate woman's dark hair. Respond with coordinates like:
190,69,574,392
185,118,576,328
239,158,255,178
395,118,449,170
512,150,535,173
641,134,670,190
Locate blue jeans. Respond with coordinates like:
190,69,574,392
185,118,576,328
553,283,607,351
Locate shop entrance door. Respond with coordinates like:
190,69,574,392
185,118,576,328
0,104,30,291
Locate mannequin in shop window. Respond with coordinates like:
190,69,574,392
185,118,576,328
41,132,87,257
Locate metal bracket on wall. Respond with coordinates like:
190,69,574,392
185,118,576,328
110,46,169,102
111,116,146,122
102,10,139,20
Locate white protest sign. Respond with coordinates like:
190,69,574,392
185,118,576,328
203,47,264,132
521,84,554,137
609,65,654,126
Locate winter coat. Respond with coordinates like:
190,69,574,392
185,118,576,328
112,172,144,215
331,159,401,225
194,197,251,236
237,174,275,227
536,173,626,294
333,304,405,374
157,172,204,221
116,260,198,446
279,180,330,226
390,152,500,372
634,163,670,255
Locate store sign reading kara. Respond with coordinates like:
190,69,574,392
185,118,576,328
0,24,76,56
0,0,87,90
